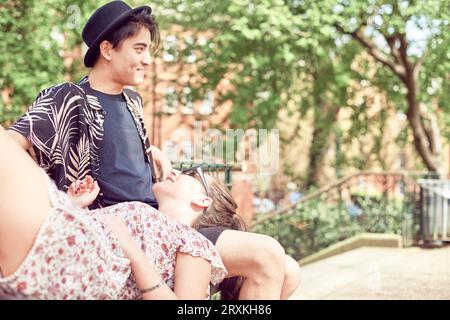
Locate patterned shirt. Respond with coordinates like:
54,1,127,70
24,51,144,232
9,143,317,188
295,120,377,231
9,76,155,208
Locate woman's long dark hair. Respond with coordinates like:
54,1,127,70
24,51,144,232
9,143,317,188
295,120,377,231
192,176,248,300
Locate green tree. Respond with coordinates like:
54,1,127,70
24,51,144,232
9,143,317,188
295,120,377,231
300,0,449,174
151,0,449,179
151,0,307,129
151,0,368,186
0,0,101,125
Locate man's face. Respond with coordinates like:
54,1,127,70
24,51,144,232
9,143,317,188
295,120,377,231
109,27,152,86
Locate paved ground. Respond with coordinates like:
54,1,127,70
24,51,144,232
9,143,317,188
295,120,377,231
289,246,450,300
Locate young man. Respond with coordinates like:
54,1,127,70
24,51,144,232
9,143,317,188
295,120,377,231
8,1,170,210
7,1,300,299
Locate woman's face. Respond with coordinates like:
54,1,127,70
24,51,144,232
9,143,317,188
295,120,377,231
152,170,206,203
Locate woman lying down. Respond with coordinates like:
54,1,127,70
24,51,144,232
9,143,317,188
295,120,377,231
0,124,227,299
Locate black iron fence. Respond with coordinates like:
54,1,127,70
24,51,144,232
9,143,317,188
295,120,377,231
172,162,234,189
167,164,448,259
417,179,450,245
251,171,442,261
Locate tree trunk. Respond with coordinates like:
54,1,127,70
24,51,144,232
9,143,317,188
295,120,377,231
339,27,444,175
404,74,442,174
305,101,340,188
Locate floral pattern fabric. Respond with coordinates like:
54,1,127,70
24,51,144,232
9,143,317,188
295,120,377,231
0,174,131,299
0,174,227,300
91,202,228,300
8,76,155,208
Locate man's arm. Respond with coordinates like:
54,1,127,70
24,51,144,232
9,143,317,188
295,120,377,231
149,145,173,181
134,91,173,181
7,129,31,150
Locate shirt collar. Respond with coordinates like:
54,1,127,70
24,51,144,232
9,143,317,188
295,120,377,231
78,75,133,105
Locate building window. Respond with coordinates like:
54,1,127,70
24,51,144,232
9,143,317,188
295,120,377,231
185,52,197,63
163,35,177,62
183,36,196,63
163,87,177,114
180,140,193,161
181,87,194,114
397,152,407,169
162,140,176,162
200,90,214,115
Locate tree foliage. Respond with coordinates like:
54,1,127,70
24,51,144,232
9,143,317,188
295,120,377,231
150,0,449,178
0,0,103,124
1,0,448,179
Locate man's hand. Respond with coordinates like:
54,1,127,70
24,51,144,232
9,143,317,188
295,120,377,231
67,175,100,208
150,146,173,181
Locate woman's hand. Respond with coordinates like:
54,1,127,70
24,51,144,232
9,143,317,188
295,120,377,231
67,175,100,208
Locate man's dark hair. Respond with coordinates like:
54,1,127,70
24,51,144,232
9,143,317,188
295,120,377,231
95,7,160,64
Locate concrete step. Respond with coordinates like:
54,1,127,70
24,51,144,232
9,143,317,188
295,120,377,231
299,233,403,266
290,246,450,300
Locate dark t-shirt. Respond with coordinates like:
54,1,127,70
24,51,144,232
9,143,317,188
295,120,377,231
197,226,229,295
197,226,228,245
90,88,157,209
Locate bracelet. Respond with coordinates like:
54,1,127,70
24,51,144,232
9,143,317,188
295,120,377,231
140,279,165,295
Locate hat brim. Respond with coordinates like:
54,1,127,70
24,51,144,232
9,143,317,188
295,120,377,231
84,5,151,68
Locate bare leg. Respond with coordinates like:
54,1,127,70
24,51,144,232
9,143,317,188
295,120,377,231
0,126,51,276
215,230,285,299
238,268,284,299
280,255,301,299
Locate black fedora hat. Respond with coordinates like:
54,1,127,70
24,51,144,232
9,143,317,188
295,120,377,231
82,1,151,68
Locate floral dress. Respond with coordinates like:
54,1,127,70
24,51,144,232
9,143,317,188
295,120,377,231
91,202,227,299
0,174,227,299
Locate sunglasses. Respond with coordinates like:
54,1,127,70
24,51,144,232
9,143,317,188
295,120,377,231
180,166,210,197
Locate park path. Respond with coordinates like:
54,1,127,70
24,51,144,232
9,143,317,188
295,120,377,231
290,246,450,299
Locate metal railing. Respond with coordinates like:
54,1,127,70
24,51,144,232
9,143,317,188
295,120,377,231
251,171,440,260
417,179,450,244
172,162,236,189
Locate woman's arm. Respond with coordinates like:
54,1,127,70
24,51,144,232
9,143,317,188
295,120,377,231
0,125,51,276
7,129,31,150
128,251,178,300
174,252,211,299
102,215,211,300
101,215,177,299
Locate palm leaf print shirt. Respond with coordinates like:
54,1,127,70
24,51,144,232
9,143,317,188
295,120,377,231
9,76,155,208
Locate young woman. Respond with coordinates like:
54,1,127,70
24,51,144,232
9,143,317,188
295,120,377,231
151,167,301,300
0,125,226,299
8,1,299,300
72,166,301,300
